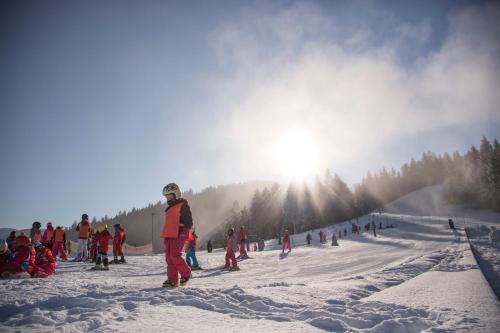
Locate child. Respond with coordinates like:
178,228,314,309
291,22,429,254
75,214,92,261
0,239,12,274
161,183,193,288
51,226,68,261
1,235,35,278
331,233,339,246
185,229,201,270
42,222,54,249
237,226,249,259
89,230,98,262
93,223,113,270
31,241,56,278
113,224,127,264
225,228,239,271
306,233,311,245
282,230,292,253
30,221,43,244
206,240,213,253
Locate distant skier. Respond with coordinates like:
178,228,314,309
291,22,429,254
258,238,265,251
6,231,16,253
75,214,92,261
379,222,382,230
225,228,239,271
51,226,67,261
42,222,54,249
185,229,201,270
237,226,249,259
1,235,35,278
207,240,213,253
93,223,112,271
306,233,311,245
31,241,56,278
161,183,193,288
318,231,324,243
331,233,339,246
30,221,43,244
338,230,342,239
344,228,347,237
113,223,127,264
282,230,292,253
448,219,455,230
371,221,377,237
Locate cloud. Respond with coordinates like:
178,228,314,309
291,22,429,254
197,1,500,184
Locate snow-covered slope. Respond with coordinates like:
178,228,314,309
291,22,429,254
1,187,499,332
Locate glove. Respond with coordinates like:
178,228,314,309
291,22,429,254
20,260,29,271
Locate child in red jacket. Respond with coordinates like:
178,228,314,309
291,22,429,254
1,235,35,278
225,228,239,271
113,224,127,264
93,223,113,270
31,241,56,278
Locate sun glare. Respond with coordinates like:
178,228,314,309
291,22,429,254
271,128,321,180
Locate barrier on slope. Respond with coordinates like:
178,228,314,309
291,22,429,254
68,240,153,255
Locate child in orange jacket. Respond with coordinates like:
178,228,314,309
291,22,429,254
32,241,56,278
113,224,126,264
1,235,35,278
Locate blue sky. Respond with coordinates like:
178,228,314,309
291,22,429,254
1,0,499,229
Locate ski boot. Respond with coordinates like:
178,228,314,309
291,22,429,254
179,274,191,286
102,258,109,271
162,280,177,288
92,257,103,270
113,257,119,264
229,266,240,271
119,256,126,264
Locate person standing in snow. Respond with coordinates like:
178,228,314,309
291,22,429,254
207,240,213,253
318,231,324,244
225,228,239,271
6,231,16,253
282,230,292,253
161,183,193,288
306,233,311,245
331,233,339,246
30,222,43,244
51,226,67,261
185,229,201,270
371,221,377,237
237,226,249,259
93,223,112,270
42,222,54,249
113,223,127,264
75,214,92,261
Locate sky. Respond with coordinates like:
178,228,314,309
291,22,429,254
1,0,499,229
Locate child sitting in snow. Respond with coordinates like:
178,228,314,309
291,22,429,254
1,235,35,278
31,241,56,278
225,228,239,271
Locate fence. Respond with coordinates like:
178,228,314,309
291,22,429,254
68,241,153,255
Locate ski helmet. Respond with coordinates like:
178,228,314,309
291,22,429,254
82,214,89,220
0,239,7,253
228,227,235,236
47,222,53,227
97,223,107,233
162,183,181,199
114,223,121,229
32,221,41,229
15,235,31,248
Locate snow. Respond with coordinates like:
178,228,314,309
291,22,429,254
1,186,500,332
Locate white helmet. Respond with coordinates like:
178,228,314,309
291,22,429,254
162,183,181,199
0,239,7,253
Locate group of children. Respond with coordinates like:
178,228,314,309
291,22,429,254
0,215,128,278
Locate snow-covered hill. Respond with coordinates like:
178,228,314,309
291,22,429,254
1,186,499,332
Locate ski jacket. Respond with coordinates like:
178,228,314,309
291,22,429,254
76,220,92,239
35,247,56,270
283,234,290,243
226,235,237,252
113,227,126,245
42,226,54,243
161,199,193,238
12,246,36,274
6,235,16,252
52,227,66,243
238,228,246,242
96,230,113,253
30,228,43,242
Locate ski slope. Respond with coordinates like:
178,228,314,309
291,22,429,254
1,186,500,332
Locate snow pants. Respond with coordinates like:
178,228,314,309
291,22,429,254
185,249,199,267
113,242,123,257
239,241,247,257
225,250,238,268
164,229,191,284
77,239,88,260
52,241,67,260
282,241,291,253
32,263,55,278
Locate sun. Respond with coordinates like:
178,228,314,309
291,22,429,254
271,128,321,180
